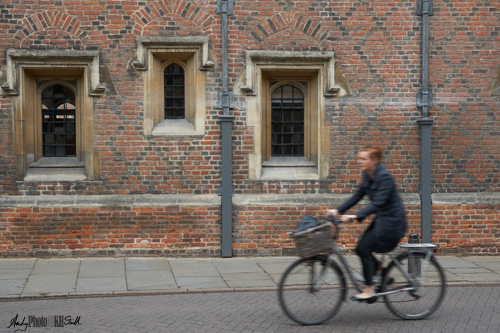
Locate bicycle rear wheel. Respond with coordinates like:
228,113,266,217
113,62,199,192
278,255,346,325
382,251,446,320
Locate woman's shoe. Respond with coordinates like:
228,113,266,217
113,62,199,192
350,295,378,303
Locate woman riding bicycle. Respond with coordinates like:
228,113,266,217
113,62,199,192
327,145,407,302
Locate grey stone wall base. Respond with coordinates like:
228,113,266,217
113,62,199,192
0,194,221,207
1,193,500,208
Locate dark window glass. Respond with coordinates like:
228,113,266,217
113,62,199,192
270,85,304,156
164,63,185,119
41,84,76,157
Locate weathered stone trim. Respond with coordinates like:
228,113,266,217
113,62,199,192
132,36,214,71
0,194,220,207
1,49,105,97
2,193,500,208
240,50,338,96
233,193,421,206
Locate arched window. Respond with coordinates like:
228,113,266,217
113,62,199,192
271,85,304,156
41,84,76,157
164,63,185,119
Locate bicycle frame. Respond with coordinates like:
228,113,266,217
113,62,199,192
314,223,437,299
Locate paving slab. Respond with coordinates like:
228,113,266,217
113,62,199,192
463,257,500,273
435,256,479,268
0,259,36,269
257,262,296,274
22,273,77,295
169,259,220,277
250,257,297,264
125,258,170,271
0,279,25,296
444,271,464,282
0,268,32,280
447,267,493,274
75,277,127,293
78,259,125,278
175,276,227,289
220,272,276,288
126,270,177,290
31,259,80,275
457,273,500,283
212,258,263,274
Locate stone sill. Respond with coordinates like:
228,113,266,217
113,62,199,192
263,156,316,167
151,119,199,136
260,167,319,180
24,167,87,182
30,157,84,168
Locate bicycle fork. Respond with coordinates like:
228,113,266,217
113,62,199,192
308,257,330,292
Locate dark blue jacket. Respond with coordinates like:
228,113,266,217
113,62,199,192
337,163,407,253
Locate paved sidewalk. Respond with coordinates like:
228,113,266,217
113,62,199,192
0,255,499,299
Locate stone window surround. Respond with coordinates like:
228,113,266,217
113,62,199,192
132,36,213,137
2,49,103,181
240,51,335,180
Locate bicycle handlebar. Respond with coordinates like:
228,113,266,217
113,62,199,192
323,216,355,224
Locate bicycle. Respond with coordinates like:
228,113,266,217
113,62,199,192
278,218,446,325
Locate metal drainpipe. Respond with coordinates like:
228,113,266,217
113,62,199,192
216,0,235,257
416,0,434,243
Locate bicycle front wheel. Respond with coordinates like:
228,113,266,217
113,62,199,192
278,255,346,325
382,252,446,320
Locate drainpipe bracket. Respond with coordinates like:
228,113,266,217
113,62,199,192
417,183,434,196
216,0,234,14
417,0,434,16
218,186,234,197
218,91,235,109
417,90,433,108
416,118,434,126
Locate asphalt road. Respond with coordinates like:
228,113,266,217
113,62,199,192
0,286,499,333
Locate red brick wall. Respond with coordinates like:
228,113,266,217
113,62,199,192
0,205,221,257
0,1,499,256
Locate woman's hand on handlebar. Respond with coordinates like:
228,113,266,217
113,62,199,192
340,215,357,223
326,209,339,217
326,209,356,223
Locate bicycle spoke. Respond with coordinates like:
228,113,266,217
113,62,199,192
278,256,346,325
382,252,446,320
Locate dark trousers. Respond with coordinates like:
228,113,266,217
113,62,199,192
355,225,378,286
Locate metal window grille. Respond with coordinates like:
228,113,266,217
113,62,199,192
41,84,76,157
164,63,185,119
271,85,304,156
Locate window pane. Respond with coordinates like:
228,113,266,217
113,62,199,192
43,123,53,133
174,99,184,108
174,87,184,96
164,64,185,119
55,134,65,145
282,85,294,98
66,145,76,156
270,84,304,157
66,134,75,144
41,84,76,157
54,123,65,133
44,135,54,144
174,76,184,85
164,87,174,97
44,146,54,157
55,146,66,157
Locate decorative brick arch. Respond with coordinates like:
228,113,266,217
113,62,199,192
13,10,89,46
251,13,329,46
131,0,214,35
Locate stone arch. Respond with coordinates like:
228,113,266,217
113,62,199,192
251,13,329,46
131,0,214,35
13,10,88,46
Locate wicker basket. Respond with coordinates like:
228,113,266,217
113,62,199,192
291,224,332,258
